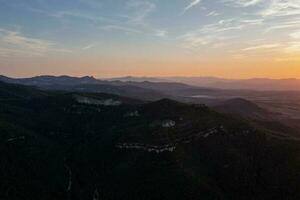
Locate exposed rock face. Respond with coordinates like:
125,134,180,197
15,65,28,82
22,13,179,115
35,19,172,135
74,95,122,106
124,111,140,117
93,188,99,200
7,136,25,142
64,164,72,192
162,120,176,128
116,143,176,153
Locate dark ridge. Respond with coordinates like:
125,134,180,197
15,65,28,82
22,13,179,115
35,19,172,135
217,98,261,110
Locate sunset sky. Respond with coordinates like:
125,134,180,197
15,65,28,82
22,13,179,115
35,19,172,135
0,0,300,78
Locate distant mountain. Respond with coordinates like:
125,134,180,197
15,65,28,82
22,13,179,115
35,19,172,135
0,80,143,104
0,75,100,86
0,75,196,92
1,82,300,199
163,76,300,91
1,75,220,103
107,76,168,82
164,76,230,87
105,76,300,91
209,78,300,91
54,83,170,101
0,75,173,101
3,75,300,125
108,80,195,93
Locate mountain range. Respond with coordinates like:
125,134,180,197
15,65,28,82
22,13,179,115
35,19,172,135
1,80,300,200
6,75,300,92
2,75,300,135
108,76,300,91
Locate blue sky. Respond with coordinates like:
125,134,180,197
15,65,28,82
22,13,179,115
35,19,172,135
0,0,300,78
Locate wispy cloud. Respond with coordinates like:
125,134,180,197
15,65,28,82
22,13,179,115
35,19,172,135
179,18,264,50
275,56,300,62
100,25,142,34
49,10,115,23
79,0,103,9
275,42,300,61
260,0,300,17
223,0,264,7
26,1,165,40
200,18,263,33
183,0,202,14
154,30,168,37
82,44,96,50
264,19,300,33
2,31,53,53
0,29,71,57
207,11,220,16
6,0,300,66
27,7,116,24
284,42,300,53
179,34,207,49
123,0,171,38
290,31,300,39
242,43,281,51
126,0,156,25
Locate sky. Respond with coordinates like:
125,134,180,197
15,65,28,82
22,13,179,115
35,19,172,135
0,0,300,78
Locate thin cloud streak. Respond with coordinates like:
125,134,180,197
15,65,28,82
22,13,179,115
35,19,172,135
99,25,142,34
242,44,281,51
82,44,96,50
182,0,202,14
223,0,264,7
207,11,220,16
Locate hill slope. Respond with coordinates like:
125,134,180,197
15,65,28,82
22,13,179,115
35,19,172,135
213,98,276,120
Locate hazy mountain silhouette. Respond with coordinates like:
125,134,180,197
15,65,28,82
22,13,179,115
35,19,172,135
110,76,300,91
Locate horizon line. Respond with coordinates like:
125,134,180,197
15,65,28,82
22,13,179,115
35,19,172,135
2,74,300,81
